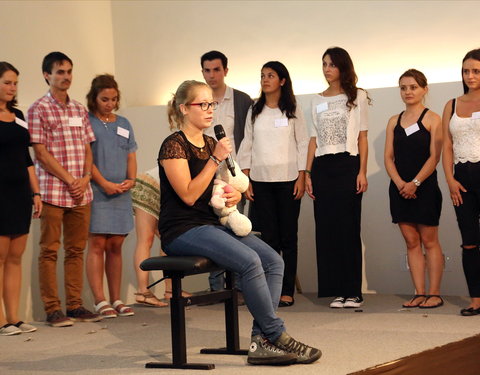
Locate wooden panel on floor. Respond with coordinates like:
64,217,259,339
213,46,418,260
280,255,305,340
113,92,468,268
349,333,480,375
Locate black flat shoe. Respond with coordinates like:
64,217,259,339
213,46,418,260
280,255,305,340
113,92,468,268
460,307,480,316
279,298,294,308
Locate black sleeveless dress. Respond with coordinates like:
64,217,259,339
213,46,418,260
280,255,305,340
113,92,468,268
0,109,33,235
389,108,442,226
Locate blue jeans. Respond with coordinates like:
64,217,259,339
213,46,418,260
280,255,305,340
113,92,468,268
164,225,285,342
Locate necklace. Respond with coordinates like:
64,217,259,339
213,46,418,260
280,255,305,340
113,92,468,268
98,114,110,128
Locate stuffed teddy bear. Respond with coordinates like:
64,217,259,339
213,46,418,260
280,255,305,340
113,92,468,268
210,160,252,236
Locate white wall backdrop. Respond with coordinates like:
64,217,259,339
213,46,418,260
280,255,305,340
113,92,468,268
0,0,479,321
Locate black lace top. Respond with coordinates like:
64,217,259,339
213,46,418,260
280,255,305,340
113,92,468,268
157,131,219,246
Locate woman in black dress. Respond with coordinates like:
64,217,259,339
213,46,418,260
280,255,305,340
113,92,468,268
0,62,42,336
384,69,443,308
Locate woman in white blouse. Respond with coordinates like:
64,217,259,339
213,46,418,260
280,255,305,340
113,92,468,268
442,48,480,316
305,47,370,309
237,61,308,307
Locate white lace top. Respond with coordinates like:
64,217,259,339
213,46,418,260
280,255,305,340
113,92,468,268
311,89,369,157
449,103,480,164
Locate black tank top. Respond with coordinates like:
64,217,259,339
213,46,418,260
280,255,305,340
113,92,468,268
158,131,219,246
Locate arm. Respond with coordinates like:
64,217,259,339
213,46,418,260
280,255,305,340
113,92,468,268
237,108,254,201
356,130,368,193
91,164,123,195
293,107,308,200
27,166,42,218
162,137,232,207
120,152,137,192
384,115,406,191
305,137,317,200
68,143,93,201
442,99,466,206
399,112,443,198
32,143,76,186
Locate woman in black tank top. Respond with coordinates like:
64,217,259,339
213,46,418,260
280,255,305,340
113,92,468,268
384,69,444,309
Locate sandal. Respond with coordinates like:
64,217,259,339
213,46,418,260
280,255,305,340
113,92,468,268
402,294,426,308
134,291,168,307
419,295,444,309
112,300,134,317
164,290,192,300
94,301,117,319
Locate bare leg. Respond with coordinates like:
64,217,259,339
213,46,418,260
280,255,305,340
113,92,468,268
418,225,444,307
1,234,28,325
399,223,426,306
105,235,126,303
86,234,107,304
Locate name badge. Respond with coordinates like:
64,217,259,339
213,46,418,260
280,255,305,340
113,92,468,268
117,126,130,139
472,111,480,119
316,102,328,113
404,123,420,136
274,118,288,128
15,117,28,129
68,117,83,127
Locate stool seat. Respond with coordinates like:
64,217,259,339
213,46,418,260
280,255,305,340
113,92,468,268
140,256,220,276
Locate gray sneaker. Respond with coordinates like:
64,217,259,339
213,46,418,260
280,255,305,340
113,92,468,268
0,324,21,336
247,334,297,366
274,331,322,364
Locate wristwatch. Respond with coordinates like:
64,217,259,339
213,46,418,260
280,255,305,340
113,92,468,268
413,179,421,187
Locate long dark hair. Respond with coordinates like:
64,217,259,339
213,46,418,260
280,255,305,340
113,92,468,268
251,61,296,123
0,62,19,111
322,47,370,109
462,48,480,94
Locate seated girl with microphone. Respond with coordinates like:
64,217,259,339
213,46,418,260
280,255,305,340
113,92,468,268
158,80,320,366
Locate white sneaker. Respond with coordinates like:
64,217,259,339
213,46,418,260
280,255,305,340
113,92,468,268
343,297,363,308
0,324,21,336
329,297,346,308
15,321,37,333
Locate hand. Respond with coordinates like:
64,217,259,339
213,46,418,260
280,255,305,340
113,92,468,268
213,137,232,162
244,182,254,201
33,195,43,218
102,181,124,195
399,181,417,199
68,177,89,201
356,173,368,194
120,179,135,192
293,175,305,200
223,189,242,207
305,174,315,200
448,178,467,206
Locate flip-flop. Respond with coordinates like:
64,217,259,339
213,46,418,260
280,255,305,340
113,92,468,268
402,294,426,308
419,295,444,309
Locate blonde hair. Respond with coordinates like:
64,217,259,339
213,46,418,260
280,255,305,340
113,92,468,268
167,80,208,130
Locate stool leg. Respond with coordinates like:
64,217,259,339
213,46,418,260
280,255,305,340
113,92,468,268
200,271,248,356
146,275,215,370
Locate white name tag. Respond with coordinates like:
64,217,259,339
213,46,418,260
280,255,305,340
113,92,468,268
117,126,130,138
404,123,420,136
316,102,328,113
68,117,83,127
274,118,288,128
15,117,28,129
472,111,480,119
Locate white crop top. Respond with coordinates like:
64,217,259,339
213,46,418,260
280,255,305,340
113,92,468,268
449,100,480,164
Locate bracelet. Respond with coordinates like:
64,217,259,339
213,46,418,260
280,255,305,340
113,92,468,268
209,155,220,166
305,170,311,175
84,172,92,178
32,192,41,198
412,178,421,187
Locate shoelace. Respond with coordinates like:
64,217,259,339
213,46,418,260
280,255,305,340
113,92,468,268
261,338,284,354
282,337,309,356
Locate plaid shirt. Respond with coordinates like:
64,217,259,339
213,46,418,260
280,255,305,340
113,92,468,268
28,92,96,207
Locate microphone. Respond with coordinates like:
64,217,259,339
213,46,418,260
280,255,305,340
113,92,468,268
214,124,236,176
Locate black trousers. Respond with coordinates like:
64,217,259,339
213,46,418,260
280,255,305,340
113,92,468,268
250,179,301,297
454,161,480,297
312,153,363,298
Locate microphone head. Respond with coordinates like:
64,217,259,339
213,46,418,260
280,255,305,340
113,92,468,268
214,124,226,140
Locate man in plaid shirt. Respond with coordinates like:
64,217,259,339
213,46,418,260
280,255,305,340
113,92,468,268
28,52,101,327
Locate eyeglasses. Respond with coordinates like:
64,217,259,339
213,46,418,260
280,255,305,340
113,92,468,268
188,101,218,111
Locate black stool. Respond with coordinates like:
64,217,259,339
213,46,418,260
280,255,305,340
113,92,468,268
140,256,248,370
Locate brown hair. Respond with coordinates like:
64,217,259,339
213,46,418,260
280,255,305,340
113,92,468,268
462,48,480,94
0,62,19,111
86,74,120,113
167,80,209,130
398,69,428,88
